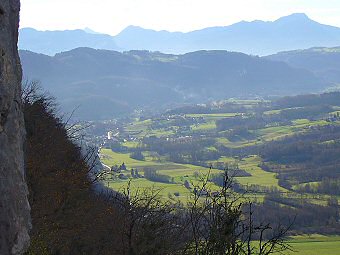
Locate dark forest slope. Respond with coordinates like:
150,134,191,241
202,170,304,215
20,48,326,120
267,47,340,84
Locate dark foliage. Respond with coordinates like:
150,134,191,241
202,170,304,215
298,178,340,196
143,168,172,183
20,48,325,120
254,193,340,235
130,151,145,161
274,92,340,109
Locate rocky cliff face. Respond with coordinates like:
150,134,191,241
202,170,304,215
0,1,31,254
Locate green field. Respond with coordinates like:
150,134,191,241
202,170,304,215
101,149,327,199
100,149,222,200
284,235,340,255
255,119,331,142
101,111,339,201
252,235,340,255
236,156,286,191
106,178,192,201
216,137,260,148
125,119,176,138
191,120,216,131
214,118,334,149
186,113,238,120
100,149,287,203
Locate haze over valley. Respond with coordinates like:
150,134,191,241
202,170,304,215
20,47,329,120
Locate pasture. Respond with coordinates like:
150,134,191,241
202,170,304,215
284,235,340,255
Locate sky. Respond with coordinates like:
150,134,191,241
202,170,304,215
20,0,340,35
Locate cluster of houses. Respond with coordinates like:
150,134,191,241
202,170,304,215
326,112,340,122
110,163,144,180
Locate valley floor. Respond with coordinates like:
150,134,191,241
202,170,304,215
94,96,340,252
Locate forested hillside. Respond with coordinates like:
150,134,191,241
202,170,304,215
267,47,340,84
20,48,326,120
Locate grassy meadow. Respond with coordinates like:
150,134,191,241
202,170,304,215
284,235,340,255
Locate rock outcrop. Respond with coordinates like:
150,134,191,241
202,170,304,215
0,1,31,254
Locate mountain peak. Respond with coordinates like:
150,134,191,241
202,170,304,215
122,25,145,32
20,27,38,32
83,27,100,34
276,13,311,23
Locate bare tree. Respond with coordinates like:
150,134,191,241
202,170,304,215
111,182,187,255
183,169,292,255
105,170,292,255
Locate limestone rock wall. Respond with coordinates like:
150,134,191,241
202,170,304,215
0,1,31,254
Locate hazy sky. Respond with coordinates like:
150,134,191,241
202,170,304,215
20,0,340,35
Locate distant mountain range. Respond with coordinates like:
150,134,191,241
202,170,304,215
19,13,340,56
20,48,327,120
19,28,121,55
267,47,340,84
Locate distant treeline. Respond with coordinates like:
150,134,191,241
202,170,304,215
254,193,340,235
143,168,172,183
274,92,340,108
298,178,340,196
143,136,220,164
167,104,249,115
